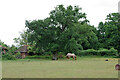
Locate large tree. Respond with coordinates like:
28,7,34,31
25,5,98,55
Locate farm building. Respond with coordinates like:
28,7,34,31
15,45,29,58
0,45,8,54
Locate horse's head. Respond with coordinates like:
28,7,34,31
66,55,69,59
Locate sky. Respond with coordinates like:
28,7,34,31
0,0,119,46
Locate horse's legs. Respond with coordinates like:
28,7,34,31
75,56,76,60
73,56,74,60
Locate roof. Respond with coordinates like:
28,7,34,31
15,45,28,53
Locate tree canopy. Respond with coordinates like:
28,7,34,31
25,5,98,55
98,13,120,53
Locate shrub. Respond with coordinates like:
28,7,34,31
98,49,110,56
78,50,85,56
58,52,64,58
110,47,118,56
86,49,97,55
78,49,97,56
15,52,22,59
2,53,16,60
78,48,118,56
44,52,52,56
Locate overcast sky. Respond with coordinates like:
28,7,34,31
0,0,119,46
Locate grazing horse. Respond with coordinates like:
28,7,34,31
66,53,76,60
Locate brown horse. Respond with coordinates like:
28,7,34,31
66,53,76,60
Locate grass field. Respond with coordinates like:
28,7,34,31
2,57,119,78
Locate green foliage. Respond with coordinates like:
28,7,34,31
15,52,22,59
57,52,65,58
8,45,17,55
13,30,30,47
98,13,120,53
49,43,59,53
2,53,16,60
110,47,118,56
27,46,33,53
0,40,8,47
49,5,89,32
79,49,97,56
98,48,110,56
25,5,98,56
44,52,52,56
78,48,118,56
25,5,93,55
27,46,35,55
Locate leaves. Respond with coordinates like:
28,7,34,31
24,5,99,55
98,13,120,52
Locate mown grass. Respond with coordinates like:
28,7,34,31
2,56,119,78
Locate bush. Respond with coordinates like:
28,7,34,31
58,52,64,58
15,52,22,59
44,52,52,56
86,49,98,55
78,48,118,56
110,47,118,56
2,53,16,60
78,50,85,56
78,49,97,56
98,48,110,56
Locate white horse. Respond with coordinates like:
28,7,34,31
66,53,76,60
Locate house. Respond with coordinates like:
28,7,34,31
15,45,29,59
0,45,8,54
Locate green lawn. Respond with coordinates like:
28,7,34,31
2,57,119,78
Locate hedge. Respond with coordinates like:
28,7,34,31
78,48,118,56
